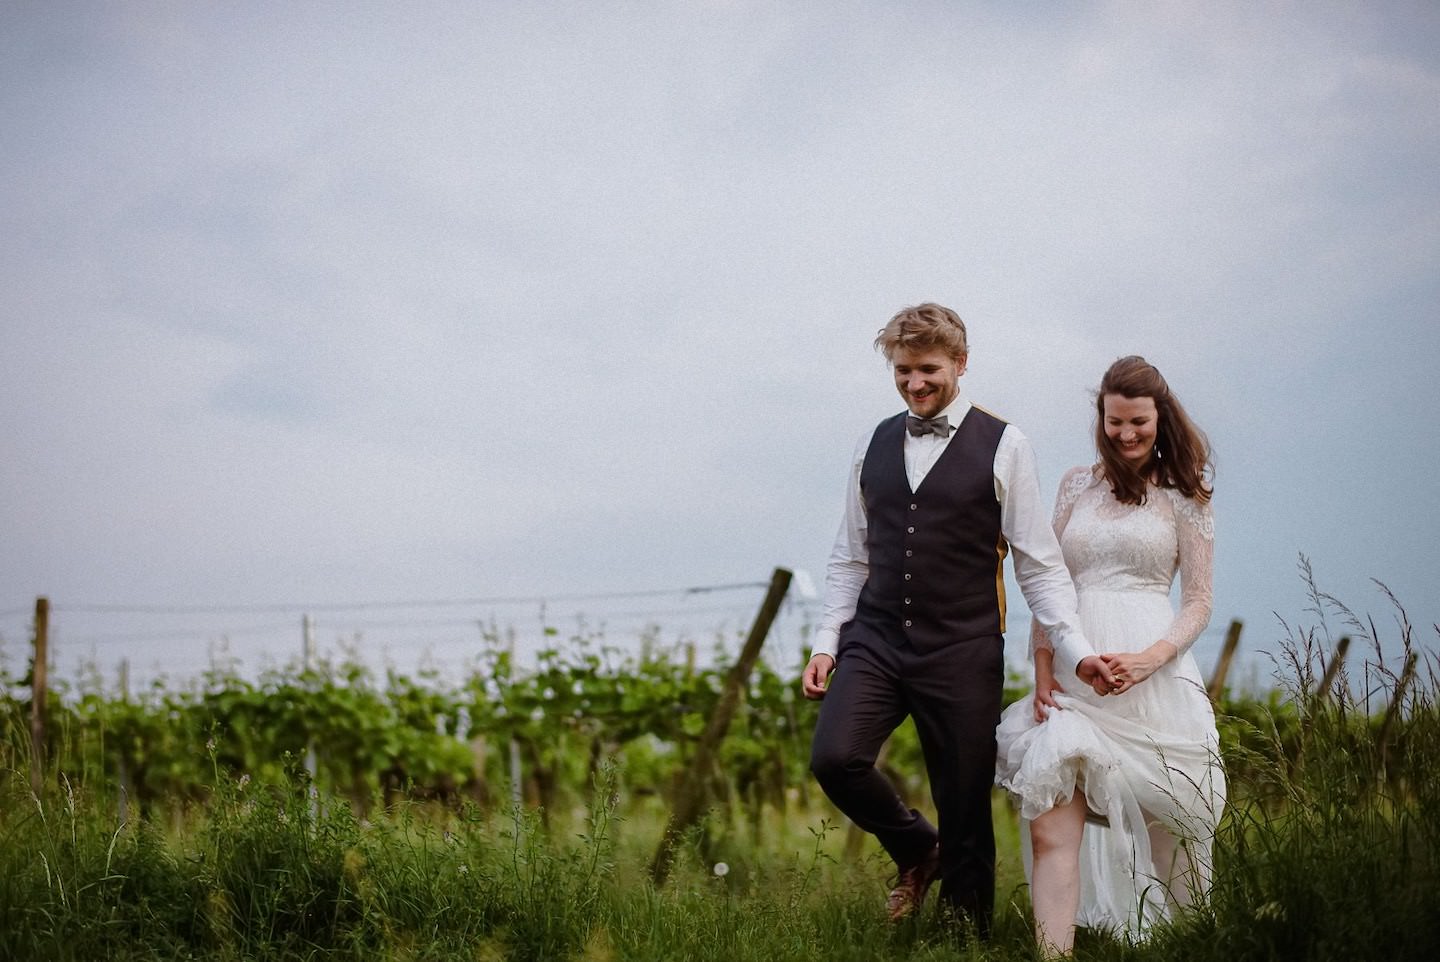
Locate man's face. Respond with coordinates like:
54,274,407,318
891,346,967,419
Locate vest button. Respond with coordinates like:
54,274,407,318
904,573,912,580
905,550,913,557
904,620,913,628
904,597,912,605
910,503,918,510
907,526,915,534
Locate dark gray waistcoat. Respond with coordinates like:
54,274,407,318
847,406,1009,652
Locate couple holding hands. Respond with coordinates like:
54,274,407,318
802,303,1223,956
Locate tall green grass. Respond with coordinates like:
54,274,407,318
1155,573,1440,961
0,761,1029,961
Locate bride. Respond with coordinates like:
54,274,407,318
995,356,1225,956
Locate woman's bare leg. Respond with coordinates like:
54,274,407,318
1146,819,1201,910
1030,793,1088,958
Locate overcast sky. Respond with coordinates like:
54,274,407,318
3,1,1437,691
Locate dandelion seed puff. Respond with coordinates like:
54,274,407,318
713,862,729,877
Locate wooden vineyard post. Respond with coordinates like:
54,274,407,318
302,614,320,819
1298,635,1351,764
118,658,133,822
507,630,523,808
30,596,50,796
1377,651,1419,775
650,567,792,885
508,739,523,808
1316,635,1350,702
1206,619,1244,704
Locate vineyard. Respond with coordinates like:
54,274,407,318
5,626,1327,823
0,627,974,821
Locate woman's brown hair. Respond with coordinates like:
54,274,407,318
1095,355,1213,506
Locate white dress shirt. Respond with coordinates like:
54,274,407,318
813,394,1096,681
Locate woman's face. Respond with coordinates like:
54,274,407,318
1103,393,1158,464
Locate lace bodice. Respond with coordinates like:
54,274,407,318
1031,466,1214,656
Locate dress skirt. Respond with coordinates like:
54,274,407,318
995,586,1226,936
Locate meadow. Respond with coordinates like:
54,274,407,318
2,579,1437,961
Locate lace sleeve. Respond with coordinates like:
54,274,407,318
1029,466,1092,655
1162,490,1214,654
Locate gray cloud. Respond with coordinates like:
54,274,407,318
3,1,1437,686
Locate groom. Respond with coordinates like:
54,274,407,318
803,303,1112,934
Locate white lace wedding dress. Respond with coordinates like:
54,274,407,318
995,465,1225,938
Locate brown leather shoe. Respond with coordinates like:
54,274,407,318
886,845,940,921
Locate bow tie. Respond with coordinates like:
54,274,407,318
906,415,953,438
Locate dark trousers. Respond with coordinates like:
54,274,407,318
810,629,1005,931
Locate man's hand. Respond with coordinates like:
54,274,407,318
1076,655,1116,696
801,654,836,700
1101,641,1177,695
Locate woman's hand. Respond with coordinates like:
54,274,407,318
1032,648,1065,721
1032,679,1064,722
1100,641,1178,694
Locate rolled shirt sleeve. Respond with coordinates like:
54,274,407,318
994,427,1095,682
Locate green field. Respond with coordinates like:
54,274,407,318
2,584,1437,961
